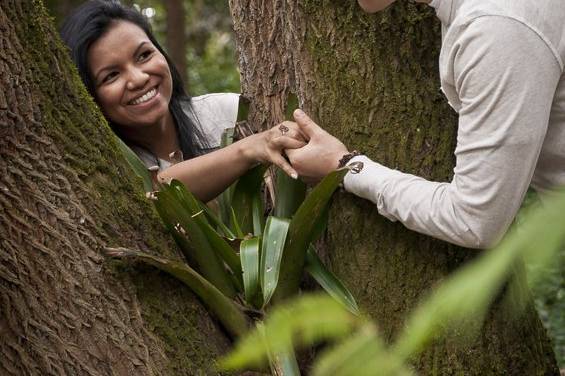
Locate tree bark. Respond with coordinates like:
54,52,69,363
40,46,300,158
0,2,230,374
229,0,559,374
165,0,189,86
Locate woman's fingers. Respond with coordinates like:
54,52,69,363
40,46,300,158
270,152,298,179
269,136,306,150
275,121,308,142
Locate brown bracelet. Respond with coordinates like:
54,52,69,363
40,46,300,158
338,150,362,169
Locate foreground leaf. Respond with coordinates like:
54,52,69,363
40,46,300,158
261,216,291,306
273,168,350,301
393,188,565,361
313,324,411,376
305,246,360,315
220,294,360,370
105,247,248,338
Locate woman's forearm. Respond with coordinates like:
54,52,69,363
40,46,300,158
157,137,256,203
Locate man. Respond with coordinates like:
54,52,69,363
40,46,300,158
286,0,565,249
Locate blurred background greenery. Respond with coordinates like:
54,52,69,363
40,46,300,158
45,0,563,367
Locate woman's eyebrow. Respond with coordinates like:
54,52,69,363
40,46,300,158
133,41,149,57
93,41,150,82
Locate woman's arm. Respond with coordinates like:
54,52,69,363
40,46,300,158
158,122,305,202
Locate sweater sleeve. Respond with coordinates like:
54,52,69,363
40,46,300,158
343,16,561,249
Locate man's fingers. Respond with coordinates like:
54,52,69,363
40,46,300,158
271,153,298,179
293,109,322,138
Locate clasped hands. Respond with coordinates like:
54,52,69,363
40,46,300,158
257,109,350,183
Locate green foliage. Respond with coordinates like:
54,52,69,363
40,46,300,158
220,188,565,374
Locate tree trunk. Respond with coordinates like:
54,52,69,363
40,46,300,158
229,0,559,374
165,0,189,86
0,2,230,374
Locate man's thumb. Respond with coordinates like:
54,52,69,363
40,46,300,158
293,109,321,137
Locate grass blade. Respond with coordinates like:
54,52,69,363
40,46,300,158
240,237,262,306
273,167,350,301
305,246,360,315
104,247,249,338
116,138,153,192
261,216,291,307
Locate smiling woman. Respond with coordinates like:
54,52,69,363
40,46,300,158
60,0,305,202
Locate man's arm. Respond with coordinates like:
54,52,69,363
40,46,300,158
288,16,561,248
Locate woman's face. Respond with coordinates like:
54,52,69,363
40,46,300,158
88,21,173,130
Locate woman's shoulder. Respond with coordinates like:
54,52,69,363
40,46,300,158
187,93,240,148
190,93,240,120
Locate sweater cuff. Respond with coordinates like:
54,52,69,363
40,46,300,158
342,155,401,221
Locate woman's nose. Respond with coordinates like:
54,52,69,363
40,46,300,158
126,68,149,90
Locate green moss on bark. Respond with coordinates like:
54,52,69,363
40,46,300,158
6,1,232,373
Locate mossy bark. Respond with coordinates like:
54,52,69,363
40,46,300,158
0,1,231,374
229,0,559,374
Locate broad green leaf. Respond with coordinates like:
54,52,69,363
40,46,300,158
201,221,243,291
261,216,291,306
273,168,307,219
201,202,236,239
218,127,236,226
166,181,243,291
305,246,360,315
154,186,236,298
392,188,565,362
104,247,248,338
231,165,267,236
252,190,264,236
116,137,153,192
273,167,350,301
240,237,261,305
220,294,359,371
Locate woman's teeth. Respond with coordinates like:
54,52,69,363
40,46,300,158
130,88,157,105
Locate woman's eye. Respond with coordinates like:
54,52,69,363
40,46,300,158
138,50,153,62
102,72,118,84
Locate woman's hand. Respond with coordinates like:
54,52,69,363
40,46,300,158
239,121,307,178
284,109,349,183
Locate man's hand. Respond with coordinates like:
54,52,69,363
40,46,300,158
284,109,349,183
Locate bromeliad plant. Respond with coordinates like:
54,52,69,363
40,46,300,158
106,95,360,374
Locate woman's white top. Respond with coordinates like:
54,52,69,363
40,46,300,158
343,0,565,248
130,93,239,171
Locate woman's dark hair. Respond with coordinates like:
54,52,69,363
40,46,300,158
60,0,209,158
